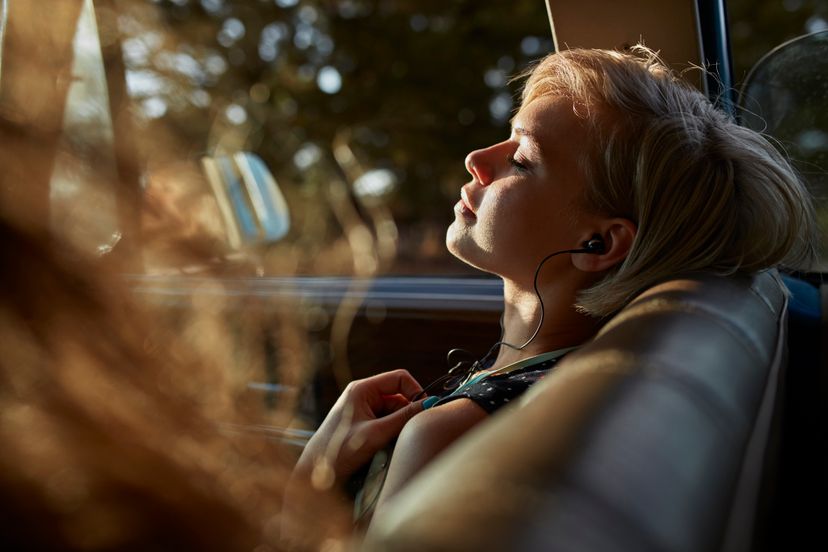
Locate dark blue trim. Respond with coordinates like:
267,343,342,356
781,274,822,325
696,0,736,118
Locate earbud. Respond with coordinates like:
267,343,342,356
581,235,605,254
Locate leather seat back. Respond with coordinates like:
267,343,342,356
365,271,787,552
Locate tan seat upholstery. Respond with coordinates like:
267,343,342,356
364,271,787,552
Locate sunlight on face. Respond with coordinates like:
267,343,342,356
446,97,595,283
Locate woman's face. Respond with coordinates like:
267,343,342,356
446,96,599,281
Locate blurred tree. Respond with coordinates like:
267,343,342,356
114,0,553,274
729,0,828,83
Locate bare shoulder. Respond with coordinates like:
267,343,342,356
375,398,488,509
403,397,489,438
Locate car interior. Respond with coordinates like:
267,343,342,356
1,0,825,550
362,4,827,551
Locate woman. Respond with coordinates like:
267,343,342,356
0,45,815,551
288,44,817,533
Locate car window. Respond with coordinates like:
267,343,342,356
22,1,827,274
4,0,824,420
729,0,828,268
103,0,553,277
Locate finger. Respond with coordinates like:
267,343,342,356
342,399,425,473
380,393,410,414
370,399,425,444
359,369,423,400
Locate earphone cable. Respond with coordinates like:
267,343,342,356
474,247,586,368
413,246,592,402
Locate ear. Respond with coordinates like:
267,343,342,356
572,218,637,272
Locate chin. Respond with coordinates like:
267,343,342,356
446,225,495,274
445,221,469,261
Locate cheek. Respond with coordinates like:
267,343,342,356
480,192,544,253
478,186,515,223
483,188,550,234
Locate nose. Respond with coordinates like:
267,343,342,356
466,140,514,186
465,148,492,186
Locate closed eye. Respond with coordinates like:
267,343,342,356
508,155,530,173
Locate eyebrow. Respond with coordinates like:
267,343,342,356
511,126,542,154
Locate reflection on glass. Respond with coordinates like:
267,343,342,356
50,0,119,254
202,152,290,249
740,31,828,268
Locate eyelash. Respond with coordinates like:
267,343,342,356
508,155,529,173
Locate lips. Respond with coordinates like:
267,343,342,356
460,186,477,215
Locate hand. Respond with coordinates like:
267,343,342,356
294,369,425,488
281,370,425,546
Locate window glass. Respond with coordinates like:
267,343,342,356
51,0,122,255
729,0,828,81
115,0,553,276
729,0,828,268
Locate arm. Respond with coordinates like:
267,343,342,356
282,370,425,546
374,398,488,512
293,369,425,483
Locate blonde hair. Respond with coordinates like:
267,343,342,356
520,46,818,317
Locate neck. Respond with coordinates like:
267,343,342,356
491,278,598,369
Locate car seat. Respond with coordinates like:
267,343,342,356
364,270,800,552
